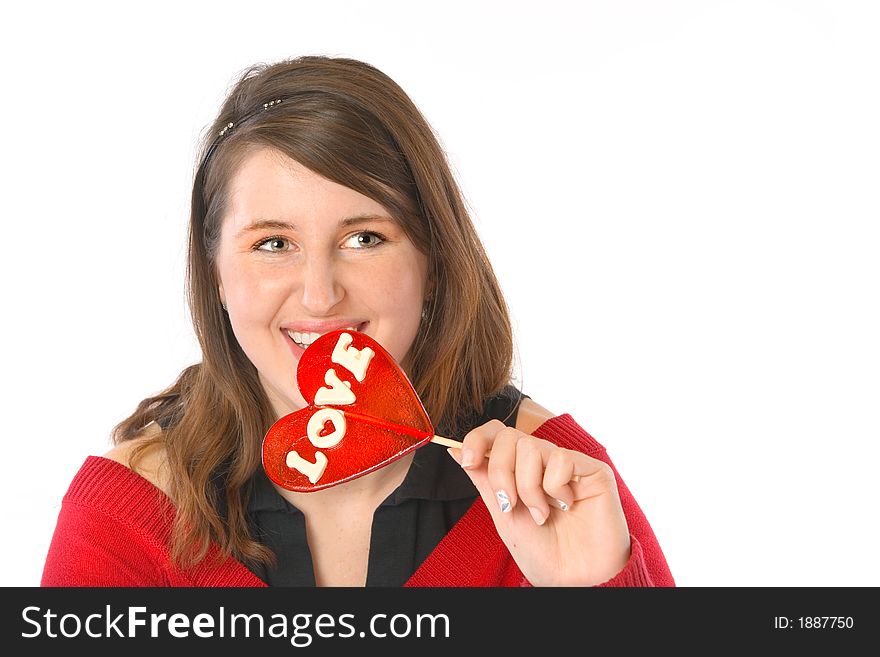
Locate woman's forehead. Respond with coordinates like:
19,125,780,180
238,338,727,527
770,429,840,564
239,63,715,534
221,148,394,234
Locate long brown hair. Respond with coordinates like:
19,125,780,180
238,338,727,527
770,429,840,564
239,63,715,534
113,56,514,568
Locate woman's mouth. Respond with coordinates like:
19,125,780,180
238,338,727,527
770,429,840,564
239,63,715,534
284,323,367,350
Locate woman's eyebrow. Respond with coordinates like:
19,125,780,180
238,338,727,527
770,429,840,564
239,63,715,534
339,213,396,227
235,219,296,239
235,214,395,239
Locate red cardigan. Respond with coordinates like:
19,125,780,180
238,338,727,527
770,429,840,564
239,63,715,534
41,414,674,587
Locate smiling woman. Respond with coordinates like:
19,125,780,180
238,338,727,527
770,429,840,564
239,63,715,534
40,56,674,588
215,151,429,415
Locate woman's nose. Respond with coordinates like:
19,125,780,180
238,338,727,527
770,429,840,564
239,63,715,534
299,254,344,315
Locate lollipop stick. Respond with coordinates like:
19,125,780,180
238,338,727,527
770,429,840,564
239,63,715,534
429,435,465,449
431,435,581,483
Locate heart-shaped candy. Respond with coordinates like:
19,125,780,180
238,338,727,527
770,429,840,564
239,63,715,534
262,329,434,492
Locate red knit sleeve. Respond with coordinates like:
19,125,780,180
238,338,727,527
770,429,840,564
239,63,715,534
42,457,269,588
532,414,675,587
41,458,174,586
41,497,170,586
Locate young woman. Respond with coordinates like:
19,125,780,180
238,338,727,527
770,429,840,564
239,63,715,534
42,56,674,587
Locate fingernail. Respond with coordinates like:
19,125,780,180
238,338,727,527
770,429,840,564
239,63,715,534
461,448,477,469
528,506,547,525
446,448,461,465
496,490,511,513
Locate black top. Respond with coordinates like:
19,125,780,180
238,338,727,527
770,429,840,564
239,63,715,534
244,385,527,586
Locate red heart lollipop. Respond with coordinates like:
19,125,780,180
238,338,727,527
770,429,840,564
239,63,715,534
262,329,435,492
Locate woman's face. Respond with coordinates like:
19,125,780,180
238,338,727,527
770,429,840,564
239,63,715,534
214,147,429,417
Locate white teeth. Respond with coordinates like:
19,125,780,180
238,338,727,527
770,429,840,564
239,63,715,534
287,326,360,348
290,331,321,346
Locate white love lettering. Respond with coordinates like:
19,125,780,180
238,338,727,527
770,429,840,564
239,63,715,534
306,407,347,448
313,368,355,406
285,407,346,484
331,332,374,382
286,332,376,483
286,450,328,484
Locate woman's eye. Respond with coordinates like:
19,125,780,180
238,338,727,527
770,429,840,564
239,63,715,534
255,237,291,252
343,231,385,249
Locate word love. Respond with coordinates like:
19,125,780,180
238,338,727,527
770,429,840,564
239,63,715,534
261,329,434,492
285,332,374,484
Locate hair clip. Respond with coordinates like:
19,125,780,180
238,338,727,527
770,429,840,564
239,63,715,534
209,98,285,164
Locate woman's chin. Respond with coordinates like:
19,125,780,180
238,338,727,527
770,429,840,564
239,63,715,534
257,377,308,418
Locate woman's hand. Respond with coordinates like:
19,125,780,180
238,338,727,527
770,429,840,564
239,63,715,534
449,420,631,586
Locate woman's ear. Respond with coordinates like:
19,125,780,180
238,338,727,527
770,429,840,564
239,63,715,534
219,284,227,311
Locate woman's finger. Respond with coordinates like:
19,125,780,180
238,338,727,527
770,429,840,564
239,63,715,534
484,426,520,513
515,437,551,525
542,449,578,510
458,419,506,468
568,456,620,502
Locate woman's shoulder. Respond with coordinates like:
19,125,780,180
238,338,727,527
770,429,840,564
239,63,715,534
103,422,173,499
515,397,558,434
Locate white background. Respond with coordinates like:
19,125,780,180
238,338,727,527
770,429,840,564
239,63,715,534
1,0,877,587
